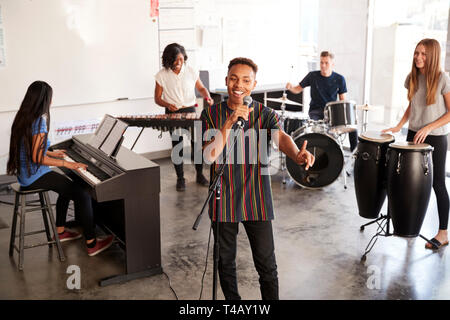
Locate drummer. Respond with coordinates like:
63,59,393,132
383,38,450,250
286,51,358,152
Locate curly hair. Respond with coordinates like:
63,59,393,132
228,57,258,74
161,43,188,70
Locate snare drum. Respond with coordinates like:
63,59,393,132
324,100,357,134
286,122,344,189
354,131,394,219
386,142,434,237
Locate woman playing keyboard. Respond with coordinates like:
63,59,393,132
7,81,114,256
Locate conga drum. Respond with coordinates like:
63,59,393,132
386,142,434,237
354,131,394,219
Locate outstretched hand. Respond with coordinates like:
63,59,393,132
295,140,315,170
381,126,401,134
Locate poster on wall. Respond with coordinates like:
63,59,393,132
150,0,159,18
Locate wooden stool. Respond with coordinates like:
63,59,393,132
9,183,65,270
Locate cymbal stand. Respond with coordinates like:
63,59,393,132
336,133,348,189
278,102,288,184
269,101,288,184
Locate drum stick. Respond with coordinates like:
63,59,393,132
284,65,295,95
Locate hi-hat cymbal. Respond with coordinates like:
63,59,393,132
356,104,383,111
266,97,303,106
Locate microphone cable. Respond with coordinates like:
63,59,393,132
199,223,213,300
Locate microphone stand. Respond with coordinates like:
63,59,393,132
192,120,245,300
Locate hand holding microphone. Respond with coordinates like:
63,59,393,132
232,96,253,129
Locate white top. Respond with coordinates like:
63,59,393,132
154,64,199,109
405,72,450,136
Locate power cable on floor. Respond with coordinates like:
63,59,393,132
199,224,213,300
162,270,179,300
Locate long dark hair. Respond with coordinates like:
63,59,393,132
7,81,52,176
161,43,188,69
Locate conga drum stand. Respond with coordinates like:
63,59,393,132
360,211,391,262
360,209,436,262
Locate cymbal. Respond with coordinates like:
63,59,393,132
356,104,383,111
266,97,303,106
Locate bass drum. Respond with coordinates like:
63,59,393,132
286,124,344,189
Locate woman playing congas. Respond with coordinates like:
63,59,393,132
383,38,450,249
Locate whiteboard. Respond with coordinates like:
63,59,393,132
0,0,159,112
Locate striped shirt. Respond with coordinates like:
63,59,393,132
201,101,282,222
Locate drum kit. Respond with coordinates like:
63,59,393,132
269,94,358,189
355,131,436,260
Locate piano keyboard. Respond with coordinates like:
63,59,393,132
63,155,102,185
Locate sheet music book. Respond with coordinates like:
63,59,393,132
88,115,117,149
99,118,128,156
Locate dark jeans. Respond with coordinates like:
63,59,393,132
22,170,96,240
407,130,449,230
309,112,358,151
166,106,203,179
212,220,279,300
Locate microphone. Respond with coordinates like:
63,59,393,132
236,96,253,128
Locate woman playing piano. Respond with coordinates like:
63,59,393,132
7,81,114,256
154,43,214,191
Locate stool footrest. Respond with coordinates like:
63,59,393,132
22,206,51,214
9,185,66,269
20,229,47,237
14,240,57,252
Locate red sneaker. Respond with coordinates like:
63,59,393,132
55,230,82,242
87,235,114,257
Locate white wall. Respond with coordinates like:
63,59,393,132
193,0,303,89
0,99,172,174
318,0,369,105
0,0,310,174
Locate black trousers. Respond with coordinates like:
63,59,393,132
166,106,203,178
212,220,279,300
309,113,358,151
407,130,449,230
22,170,96,240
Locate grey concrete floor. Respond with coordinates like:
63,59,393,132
1,154,450,300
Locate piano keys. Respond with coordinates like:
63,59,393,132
118,112,200,132
52,133,162,286
63,154,101,185
117,113,201,150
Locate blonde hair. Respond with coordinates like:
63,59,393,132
407,38,442,106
